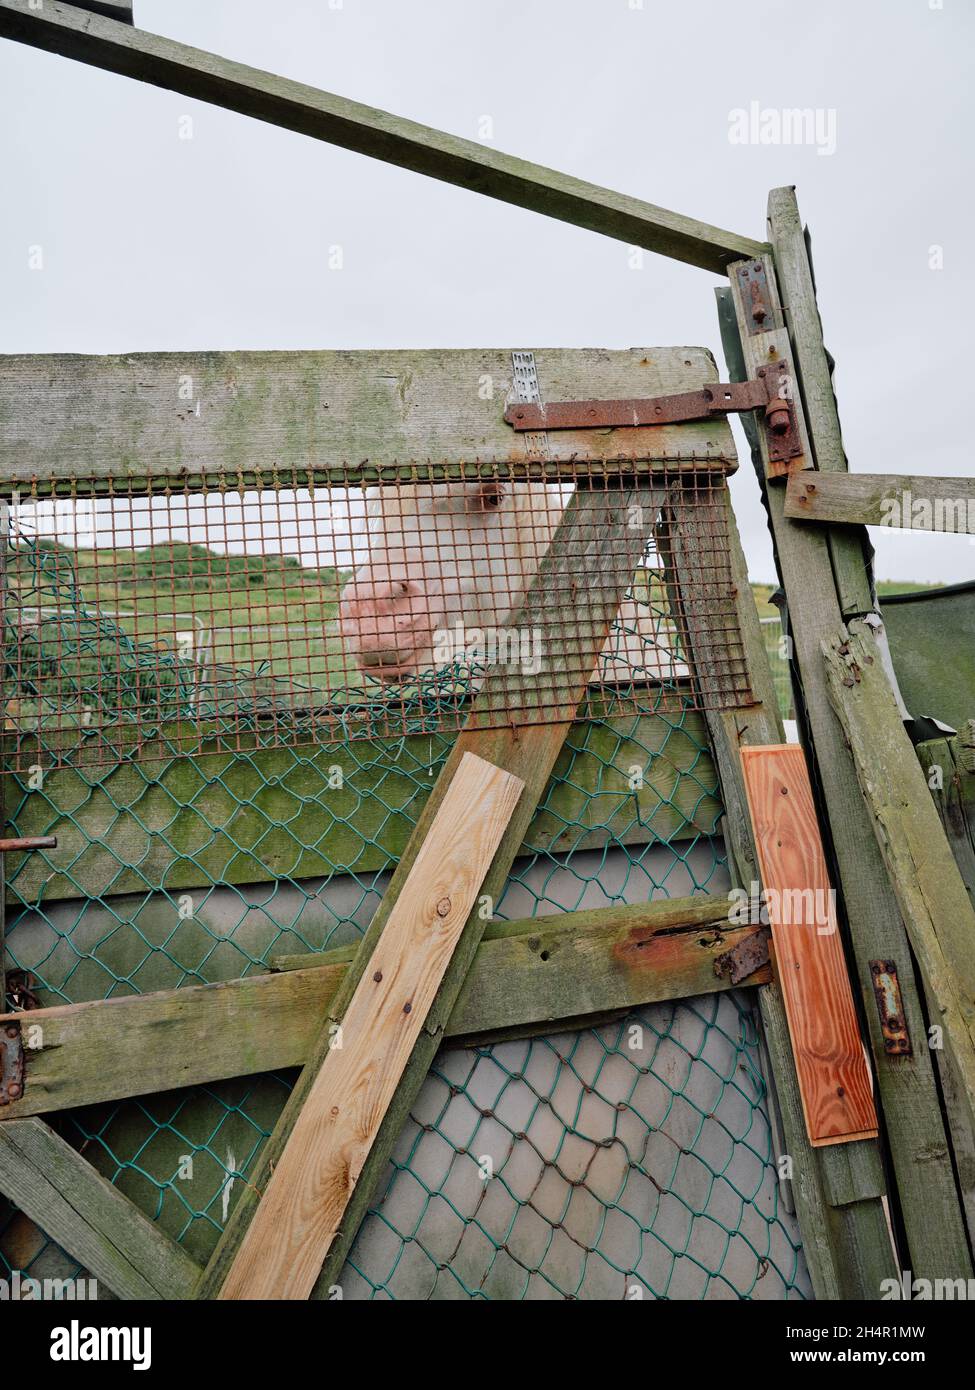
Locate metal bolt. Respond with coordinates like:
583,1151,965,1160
6,1082,21,1099
765,398,791,436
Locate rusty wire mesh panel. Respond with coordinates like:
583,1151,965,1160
2,463,750,772
0,463,805,1300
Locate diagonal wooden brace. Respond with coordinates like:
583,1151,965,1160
197,483,663,1299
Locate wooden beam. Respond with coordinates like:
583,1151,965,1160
740,744,877,1146
0,897,767,1120
196,481,663,1299
786,472,975,534
727,250,972,1286
767,188,874,616
216,751,523,1300
71,1,132,22
823,620,975,1131
0,1117,200,1299
0,1,766,274
0,347,734,493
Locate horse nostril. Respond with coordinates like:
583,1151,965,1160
396,581,410,597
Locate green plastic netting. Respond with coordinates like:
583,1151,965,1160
0,499,808,1300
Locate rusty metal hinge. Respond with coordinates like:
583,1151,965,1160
0,1020,24,1106
870,959,912,1056
503,362,802,467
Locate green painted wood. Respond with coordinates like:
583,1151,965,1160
786,472,975,534
727,257,971,1287
0,1117,201,1299
6,708,720,910
0,1,766,274
196,482,664,1299
0,347,734,494
0,896,766,1118
767,188,874,617
883,583,975,734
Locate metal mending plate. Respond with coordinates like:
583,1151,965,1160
0,1021,25,1106
870,959,912,1056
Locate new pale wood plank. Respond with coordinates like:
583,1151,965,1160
217,751,523,1300
786,471,975,534
740,744,877,1147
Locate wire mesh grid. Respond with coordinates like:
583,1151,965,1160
1,464,750,772
0,464,805,1300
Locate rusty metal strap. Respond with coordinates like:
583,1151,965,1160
505,380,769,431
503,366,802,466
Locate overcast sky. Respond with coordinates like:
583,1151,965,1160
1,0,972,586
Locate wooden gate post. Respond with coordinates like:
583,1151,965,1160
721,202,973,1284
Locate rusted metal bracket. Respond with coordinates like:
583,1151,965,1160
735,259,775,334
0,835,56,854
870,960,912,1057
503,364,802,466
0,1019,24,1105
714,927,771,985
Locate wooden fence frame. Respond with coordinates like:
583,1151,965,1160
0,0,971,1299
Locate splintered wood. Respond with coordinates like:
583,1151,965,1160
218,751,524,1300
741,745,878,1147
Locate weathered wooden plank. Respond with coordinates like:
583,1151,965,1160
740,745,877,1146
0,1,766,274
786,472,975,534
726,262,970,1282
914,733,975,1247
0,348,734,493
0,897,769,1120
5,709,721,909
767,188,874,616
915,736,975,908
823,620,975,1133
198,483,663,1299
217,751,523,1300
0,1117,201,1299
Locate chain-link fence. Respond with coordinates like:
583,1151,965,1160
0,472,808,1300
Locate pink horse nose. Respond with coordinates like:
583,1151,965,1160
338,577,434,678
